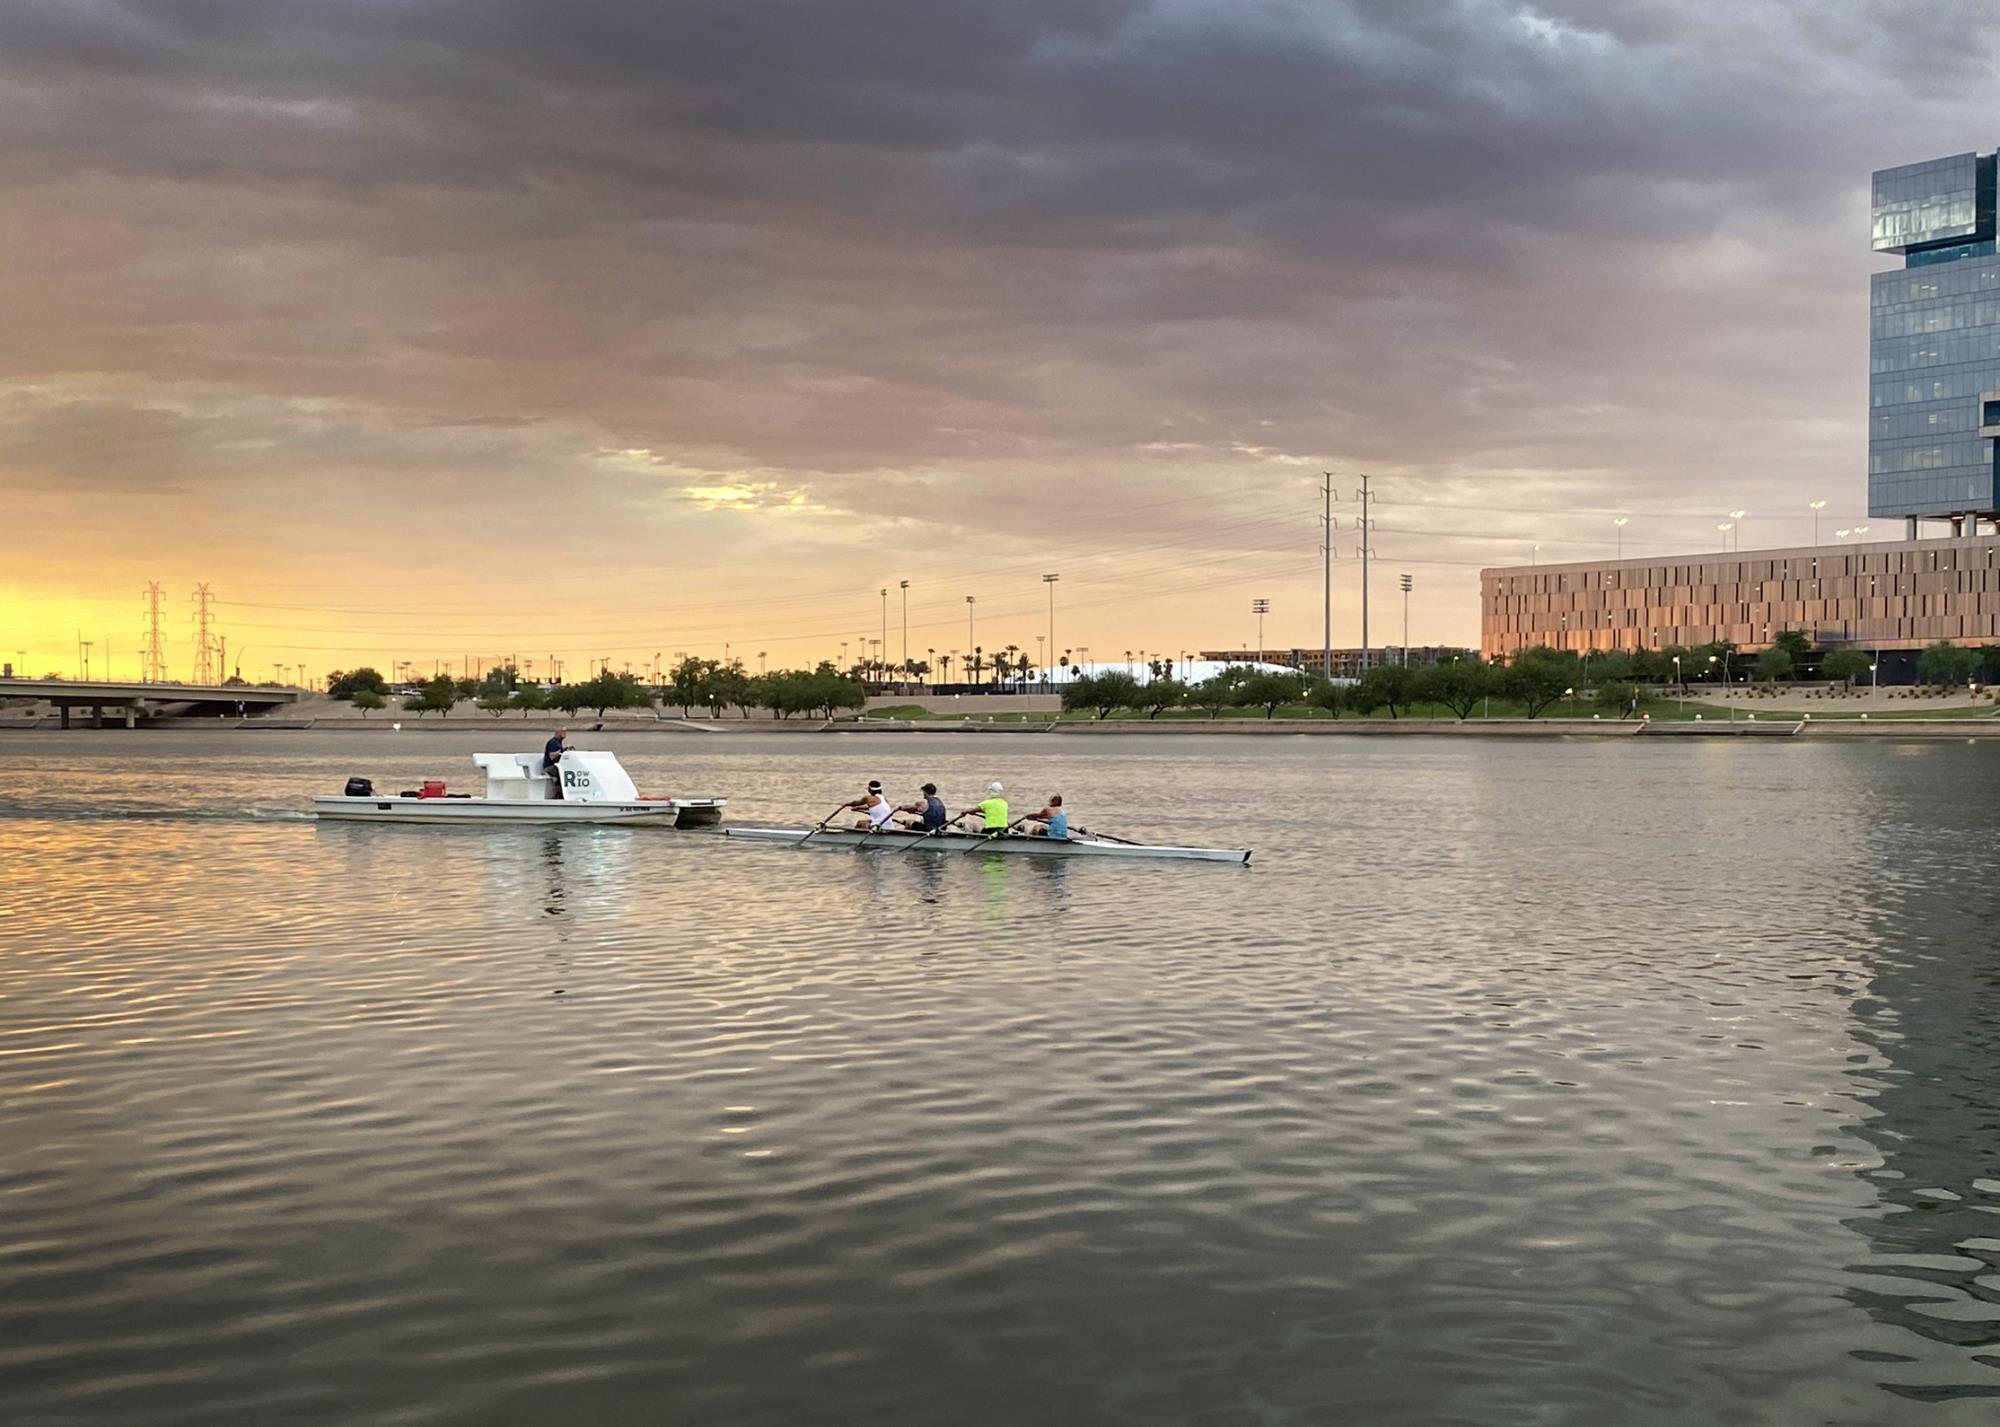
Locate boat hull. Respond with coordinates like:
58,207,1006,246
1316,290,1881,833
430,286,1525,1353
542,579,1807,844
725,826,1249,863
314,796,725,827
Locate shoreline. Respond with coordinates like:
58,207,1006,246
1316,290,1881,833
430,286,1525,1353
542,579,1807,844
9,715,2000,739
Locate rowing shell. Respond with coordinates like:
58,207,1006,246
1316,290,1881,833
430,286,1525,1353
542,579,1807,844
725,825,1250,864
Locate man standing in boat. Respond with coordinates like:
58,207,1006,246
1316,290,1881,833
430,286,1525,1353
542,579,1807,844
542,727,569,796
895,782,949,833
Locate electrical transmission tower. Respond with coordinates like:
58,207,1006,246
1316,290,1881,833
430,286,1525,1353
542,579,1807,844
191,583,217,685
143,582,167,682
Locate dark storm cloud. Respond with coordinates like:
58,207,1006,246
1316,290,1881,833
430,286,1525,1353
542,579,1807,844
3,0,1999,596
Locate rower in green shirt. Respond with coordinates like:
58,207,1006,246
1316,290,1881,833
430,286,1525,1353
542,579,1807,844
956,782,1008,832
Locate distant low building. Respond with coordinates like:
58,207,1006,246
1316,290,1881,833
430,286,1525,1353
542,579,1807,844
1198,647,1474,678
1482,533,2000,660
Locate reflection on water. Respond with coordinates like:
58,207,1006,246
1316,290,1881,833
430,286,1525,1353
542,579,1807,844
1842,780,2000,1405
3,729,2000,1424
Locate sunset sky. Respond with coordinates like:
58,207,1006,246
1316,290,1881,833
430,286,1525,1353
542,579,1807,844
5,1,1995,683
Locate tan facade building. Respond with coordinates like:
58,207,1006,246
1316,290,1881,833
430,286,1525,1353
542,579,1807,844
1481,534,2000,659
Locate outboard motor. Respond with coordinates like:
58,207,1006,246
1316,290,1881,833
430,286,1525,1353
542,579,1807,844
343,776,374,798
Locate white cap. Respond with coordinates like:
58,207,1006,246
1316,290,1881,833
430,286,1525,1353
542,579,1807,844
987,781,1004,793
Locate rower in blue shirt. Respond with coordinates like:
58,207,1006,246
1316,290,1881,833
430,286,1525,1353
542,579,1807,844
897,782,949,832
1026,793,1068,839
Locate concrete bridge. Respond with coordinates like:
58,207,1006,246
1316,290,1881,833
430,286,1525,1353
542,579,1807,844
0,677,305,728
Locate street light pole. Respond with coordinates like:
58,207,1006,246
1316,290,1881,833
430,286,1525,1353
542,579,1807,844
965,595,975,660
899,580,909,685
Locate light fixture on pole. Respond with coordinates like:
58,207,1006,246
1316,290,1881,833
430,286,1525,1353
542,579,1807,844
1251,598,1270,663
1809,499,1826,545
1718,521,1733,552
898,580,909,683
1729,510,1746,553
1612,516,1628,559
880,588,889,679
1399,574,1413,664
965,595,975,655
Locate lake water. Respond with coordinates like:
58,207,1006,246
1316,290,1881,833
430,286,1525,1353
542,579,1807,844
4,729,1999,1425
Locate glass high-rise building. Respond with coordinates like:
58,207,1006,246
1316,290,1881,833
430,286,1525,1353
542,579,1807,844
1869,151,2000,528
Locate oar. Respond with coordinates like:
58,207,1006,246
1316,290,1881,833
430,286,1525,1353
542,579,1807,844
894,815,967,854
966,814,1035,853
1073,826,1139,845
795,804,849,846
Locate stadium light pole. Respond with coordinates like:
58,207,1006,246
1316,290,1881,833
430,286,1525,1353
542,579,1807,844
1729,510,1746,553
1613,516,1628,559
1809,499,1826,545
1399,574,1413,664
1042,573,1059,673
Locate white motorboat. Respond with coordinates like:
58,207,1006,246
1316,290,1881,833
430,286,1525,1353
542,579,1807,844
725,825,1250,864
313,750,726,827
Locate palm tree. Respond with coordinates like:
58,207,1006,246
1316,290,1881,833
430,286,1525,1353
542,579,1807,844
968,647,984,683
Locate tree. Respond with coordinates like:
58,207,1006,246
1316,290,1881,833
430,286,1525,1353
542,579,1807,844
1594,679,1640,717
453,677,479,700
1063,671,1140,720
1755,646,1794,683
1305,678,1345,719
1233,671,1310,718
1586,650,1633,684
476,693,512,718
1823,649,1870,689
405,675,457,718
1190,667,1247,717
1771,629,1813,661
1140,677,1188,719
1501,651,1569,719
1352,664,1416,719
509,684,547,718
668,656,715,717
574,671,651,717
477,664,517,698
1918,639,1979,687
700,661,751,718
327,667,388,700
1412,659,1494,720
352,690,386,717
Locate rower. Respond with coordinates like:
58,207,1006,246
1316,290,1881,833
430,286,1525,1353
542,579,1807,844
1026,793,1068,840
956,781,1008,833
896,782,948,833
541,727,569,797
845,780,897,831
